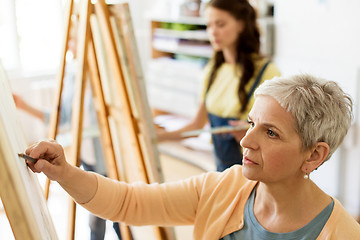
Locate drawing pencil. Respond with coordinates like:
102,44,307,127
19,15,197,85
18,153,38,163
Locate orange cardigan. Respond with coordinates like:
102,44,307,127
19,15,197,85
81,165,360,239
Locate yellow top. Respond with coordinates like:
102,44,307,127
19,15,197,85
200,58,281,119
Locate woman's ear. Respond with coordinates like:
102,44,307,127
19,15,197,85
302,142,330,173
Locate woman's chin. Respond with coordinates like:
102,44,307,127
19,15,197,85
211,44,221,51
242,166,257,180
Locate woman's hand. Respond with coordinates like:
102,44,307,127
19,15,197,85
12,93,28,110
155,126,168,142
25,140,69,182
12,93,47,122
25,139,98,204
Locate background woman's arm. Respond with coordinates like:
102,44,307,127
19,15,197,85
156,102,208,141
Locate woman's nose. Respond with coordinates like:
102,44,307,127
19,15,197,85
207,27,216,37
240,128,257,150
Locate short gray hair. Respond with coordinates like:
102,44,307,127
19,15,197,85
254,74,353,162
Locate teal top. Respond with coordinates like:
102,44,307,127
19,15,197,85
220,188,334,240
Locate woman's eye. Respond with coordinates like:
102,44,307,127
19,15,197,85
247,120,254,128
267,129,277,137
216,22,225,28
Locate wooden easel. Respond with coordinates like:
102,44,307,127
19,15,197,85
0,62,58,239
45,0,175,239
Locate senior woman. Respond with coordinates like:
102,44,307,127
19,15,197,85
26,74,360,239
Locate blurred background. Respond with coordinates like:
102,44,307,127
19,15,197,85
1,0,360,238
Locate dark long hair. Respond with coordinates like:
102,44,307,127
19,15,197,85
206,0,260,113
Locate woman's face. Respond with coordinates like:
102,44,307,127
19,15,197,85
205,6,244,52
240,96,311,184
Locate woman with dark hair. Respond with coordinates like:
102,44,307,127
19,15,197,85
157,0,281,171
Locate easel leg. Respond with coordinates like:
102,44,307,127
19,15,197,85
87,36,119,180
45,0,75,200
87,24,133,240
66,0,92,239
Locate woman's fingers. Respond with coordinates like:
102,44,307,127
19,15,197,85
25,139,66,176
26,140,64,160
26,160,40,173
24,139,68,182
25,142,40,155
34,159,61,181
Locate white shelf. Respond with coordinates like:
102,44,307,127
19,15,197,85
153,46,212,58
150,16,206,25
147,84,199,117
148,16,210,117
153,42,212,58
154,28,209,41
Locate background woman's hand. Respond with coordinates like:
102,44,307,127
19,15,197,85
25,140,69,182
228,120,248,142
155,126,168,142
12,93,28,110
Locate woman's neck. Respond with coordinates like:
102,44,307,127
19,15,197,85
253,181,332,232
222,47,237,64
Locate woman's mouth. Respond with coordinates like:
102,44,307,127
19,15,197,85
243,156,258,165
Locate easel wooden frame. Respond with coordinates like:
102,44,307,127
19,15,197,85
46,0,174,239
108,3,164,184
